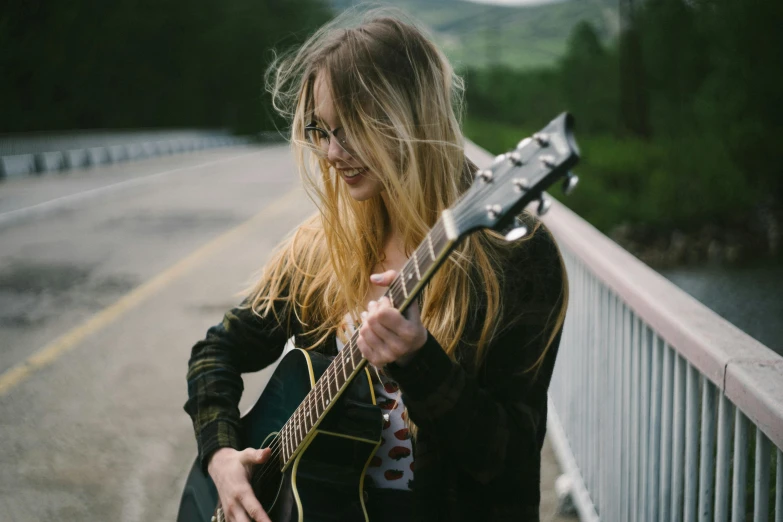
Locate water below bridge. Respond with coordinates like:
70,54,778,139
661,260,783,358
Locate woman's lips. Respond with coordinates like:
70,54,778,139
340,167,368,185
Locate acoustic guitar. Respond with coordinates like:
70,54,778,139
177,112,580,522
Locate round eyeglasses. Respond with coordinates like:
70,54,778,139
304,122,353,157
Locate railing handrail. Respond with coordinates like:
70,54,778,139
465,140,783,449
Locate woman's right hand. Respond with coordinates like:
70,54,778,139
207,447,272,522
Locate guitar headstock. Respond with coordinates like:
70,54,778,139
452,112,580,238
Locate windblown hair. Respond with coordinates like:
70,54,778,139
251,8,567,374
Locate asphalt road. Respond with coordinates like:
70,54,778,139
0,144,575,522
0,145,316,521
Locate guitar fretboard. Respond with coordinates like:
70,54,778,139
276,217,455,465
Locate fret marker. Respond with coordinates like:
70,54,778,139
427,234,436,260
398,269,408,298
441,210,458,240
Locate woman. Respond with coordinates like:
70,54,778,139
185,9,567,522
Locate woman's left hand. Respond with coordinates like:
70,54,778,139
358,270,428,367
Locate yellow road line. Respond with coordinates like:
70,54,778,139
0,186,305,397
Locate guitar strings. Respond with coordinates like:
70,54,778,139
251,181,500,486
246,297,399,488
247,188,513,489
246,152,534,487
248,223,453,488
247,145,548,489
248,338,367,488
248,223,447,482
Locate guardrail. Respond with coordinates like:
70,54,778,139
0,129,253,179
465,141,783,522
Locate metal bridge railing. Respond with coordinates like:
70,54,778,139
548,201,782,522
466,140,783,522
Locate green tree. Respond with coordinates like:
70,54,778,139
637,0,708,138
0,0,332,133
559,21,620,135
618,0,650,138
693,0,783,203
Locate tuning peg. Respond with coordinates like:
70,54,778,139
513,178,530,192
508,151,523,166
533,133,550,147
504,226,529,242
492,153,507,167
486,204,502,219
476,169,493,182
563,172,579,195
539,155,555,169
516,137,532,150
537,196,551,216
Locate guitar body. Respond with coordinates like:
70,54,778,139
177,349,383,522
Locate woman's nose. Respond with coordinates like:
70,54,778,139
327,136,350,164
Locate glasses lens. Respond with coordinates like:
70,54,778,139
304,127,329,151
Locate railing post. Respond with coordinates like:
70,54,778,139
684,363,700,522
631,312,641,521
731,411,749,522
639,323,652,521
648,334,663,522
659,343,674,522
621,302,631,521
715,394,734,522
699,379,717,522
753,429,770,522
671,353,686,522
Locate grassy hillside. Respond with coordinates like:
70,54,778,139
329,0,618,70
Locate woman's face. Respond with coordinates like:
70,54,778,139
311,73,384,202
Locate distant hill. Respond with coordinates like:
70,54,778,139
328,0,619,70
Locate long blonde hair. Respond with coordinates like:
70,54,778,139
252,8,566,374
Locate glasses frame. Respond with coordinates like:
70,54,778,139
304,122,353,157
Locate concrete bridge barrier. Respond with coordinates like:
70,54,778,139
0,130,253,180
0,153,36,178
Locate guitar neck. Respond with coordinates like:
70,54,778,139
265,112,580,470
276,213,459,467
381,213,458,313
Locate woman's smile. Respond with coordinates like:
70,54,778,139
338,167,369,184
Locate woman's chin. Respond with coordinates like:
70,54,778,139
343,172,383,201
346,185,379,202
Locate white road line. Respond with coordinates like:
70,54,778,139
0,150,262,228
